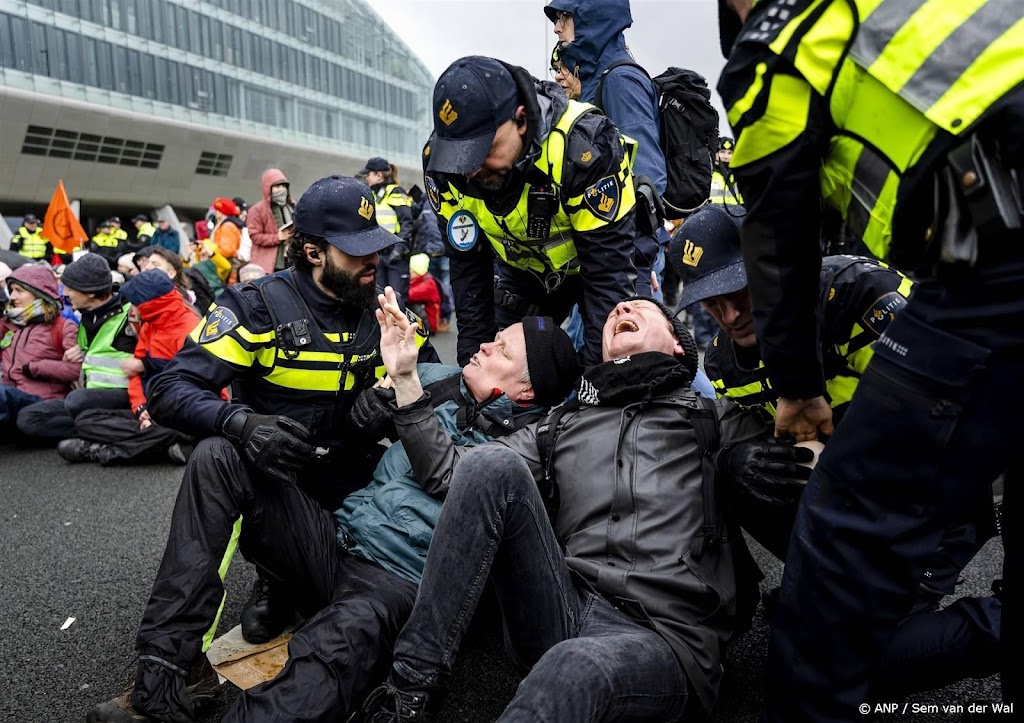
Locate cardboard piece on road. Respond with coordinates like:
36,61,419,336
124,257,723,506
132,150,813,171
206,624,294,690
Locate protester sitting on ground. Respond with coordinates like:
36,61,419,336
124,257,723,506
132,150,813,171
669,206,1003,700
363,296,766,723
1,265,81,437
57,271,201,467
17,254,134,442
134,246,202,312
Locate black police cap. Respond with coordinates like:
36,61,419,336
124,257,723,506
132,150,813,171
671,205,749,309
294,176,399,257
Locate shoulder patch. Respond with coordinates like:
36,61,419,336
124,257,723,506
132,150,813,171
862,291,907,337
582,175,621,221
567,130,601,170
425,175,442,213
199,306,239,344
446,210,479,251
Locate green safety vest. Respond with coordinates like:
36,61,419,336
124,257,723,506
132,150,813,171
729,0,1024,261
709,170,743,205
78,302,133,388
15,227,49,259
91,232,119,249
374,184,410,235
433,100,637,276
137,222,157,240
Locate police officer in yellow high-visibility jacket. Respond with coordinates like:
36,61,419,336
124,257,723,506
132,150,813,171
717,1,1024,719
110,177,439,722
11,213,52,260
424,55,642,367
709,137,743,206
360,157,414,300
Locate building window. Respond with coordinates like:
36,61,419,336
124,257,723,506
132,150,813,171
20,124,164,168
195,151,233,176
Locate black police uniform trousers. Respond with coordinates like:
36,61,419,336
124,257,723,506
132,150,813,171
135,437,416,722
763,238,1023,722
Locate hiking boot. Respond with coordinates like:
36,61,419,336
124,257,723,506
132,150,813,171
167,442,195,466
361,678,440,723
85,655,220,723
58,438,105,464
240,575,296,644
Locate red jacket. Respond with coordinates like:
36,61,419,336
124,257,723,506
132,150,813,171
408,274,442,334
246,168,294,273
129,289,200,414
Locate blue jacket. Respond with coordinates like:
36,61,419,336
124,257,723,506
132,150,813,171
335,364,544,584
151,228,182,255
547,0,667,196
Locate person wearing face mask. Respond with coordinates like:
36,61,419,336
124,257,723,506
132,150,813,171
0,265,80,436
246,168,296,274
359,157,415,300
425,55,645,368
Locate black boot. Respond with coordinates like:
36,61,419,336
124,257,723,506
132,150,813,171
361,677,441,723
85,655,220,722
57,438,105,464
240,575,296,644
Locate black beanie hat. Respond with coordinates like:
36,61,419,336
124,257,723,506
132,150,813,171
61,253,113,295
522,316,581,406
629,296,699,387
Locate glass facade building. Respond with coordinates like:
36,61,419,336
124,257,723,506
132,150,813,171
0,0,434,162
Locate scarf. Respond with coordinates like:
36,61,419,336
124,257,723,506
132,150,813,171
4,299,49,327
576,352,692,407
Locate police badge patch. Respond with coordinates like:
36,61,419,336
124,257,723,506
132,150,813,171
199,307,239,343
583,175,621,221
447,210,479,251
862,292,907,336
425,176,442,213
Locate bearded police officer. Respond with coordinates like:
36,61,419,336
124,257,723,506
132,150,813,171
717,1,1024,719
424,55,646,367
85,176,438,723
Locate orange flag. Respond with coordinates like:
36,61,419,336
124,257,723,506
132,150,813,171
42,180,89,254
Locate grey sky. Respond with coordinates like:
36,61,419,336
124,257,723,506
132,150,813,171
373,0,731,132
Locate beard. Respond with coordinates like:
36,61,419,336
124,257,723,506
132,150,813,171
473,168,510,191
321,253,378,310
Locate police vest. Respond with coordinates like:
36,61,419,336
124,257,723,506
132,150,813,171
137,222,156,240
91,232,119,249
374,184,409,235
433,100,637,276
194,270,429,444
111,228,129,242
709,170,743,205
729,0,1023,261
78,302,133,389
706,257,914,419
15,227,48,259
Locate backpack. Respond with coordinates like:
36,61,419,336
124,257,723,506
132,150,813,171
597,63,720,218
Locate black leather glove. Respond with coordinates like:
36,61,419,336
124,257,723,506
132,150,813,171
386,242,410,263
348,387,398,441
222,411,313,485
714,436,815,508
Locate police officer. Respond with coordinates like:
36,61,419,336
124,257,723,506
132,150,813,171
359,157,414,299
132,214,157,250
717,1,1023,718
424,55,643,366
87,219,123,269
671,205,1000,699
11,213,51,261
709,137,742,206
86,176,438,723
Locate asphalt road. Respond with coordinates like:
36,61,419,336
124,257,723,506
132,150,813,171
0,322,1004,723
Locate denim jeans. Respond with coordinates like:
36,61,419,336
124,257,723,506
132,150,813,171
0,384,43,431
390,445,689,722
427,255,453,320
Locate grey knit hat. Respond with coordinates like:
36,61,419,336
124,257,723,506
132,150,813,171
61,253,113,295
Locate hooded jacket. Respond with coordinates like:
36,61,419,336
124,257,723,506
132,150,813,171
547,0,667,195
336,364,547,584
1,265,81,400
128,288,201,415
246,168,295,272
